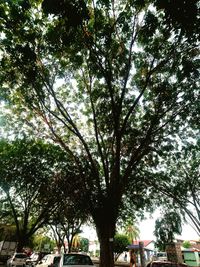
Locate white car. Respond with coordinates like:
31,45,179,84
7,253,27,267
35,254,61,267
59,253,94,267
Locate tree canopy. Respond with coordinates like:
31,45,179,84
0,139,81,251
0,0,199,266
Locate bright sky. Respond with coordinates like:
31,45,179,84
81,213,200,242
138,216,199,241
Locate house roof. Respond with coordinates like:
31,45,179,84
132,240,154,247
127,240,155,251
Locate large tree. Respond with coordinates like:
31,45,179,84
0,1,199,266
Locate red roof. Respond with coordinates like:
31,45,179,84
132,240,154,247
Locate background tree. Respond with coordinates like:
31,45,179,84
141,137,200,237
79,237,89,253
71,234,81,252
154,211,182,251
160,140,200,236
0,224,17,242
49,174,89,253
182,241,192,249
117,217,140,243
0,139,74,251
0,1,199,266
32,234,55,252
49,224,65,254
124,223,140,244
113,234,130,262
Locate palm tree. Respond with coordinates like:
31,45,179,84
72,234,81,251
125,223,140,243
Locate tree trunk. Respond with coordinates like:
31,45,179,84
97,224,115,267
94,208,116,267
57,243,62,254
16,234,28,252
16,242,24,253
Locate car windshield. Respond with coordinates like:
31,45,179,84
157,253,167,257
53,256,61,266
63,254,93,266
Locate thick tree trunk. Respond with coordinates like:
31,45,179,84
96,223,115,267
16,235,28,252
16,242,24,253
93,206,117,267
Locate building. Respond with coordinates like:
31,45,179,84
127,240,155,263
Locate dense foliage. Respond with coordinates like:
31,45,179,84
0,139,83,251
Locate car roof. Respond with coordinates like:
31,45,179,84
44,254,61,257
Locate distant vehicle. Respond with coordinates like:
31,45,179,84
0,241,17,263
26,253,40,267
26,252,49,267
35,254,61,267
155,252,168,261
146,261,188,267
59,253,95,267
7,252,27,267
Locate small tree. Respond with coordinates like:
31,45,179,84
142,139,200,237
182,241,192,249
113,234,130,262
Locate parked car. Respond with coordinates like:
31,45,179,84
156,252,168,261
7,253,28,267
26,252,49,267
146,261,188,267
35,254,61,267
26,253,39,267
59,253,94,267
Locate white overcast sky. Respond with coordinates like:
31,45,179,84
81,212,199,242
139,216,199,241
